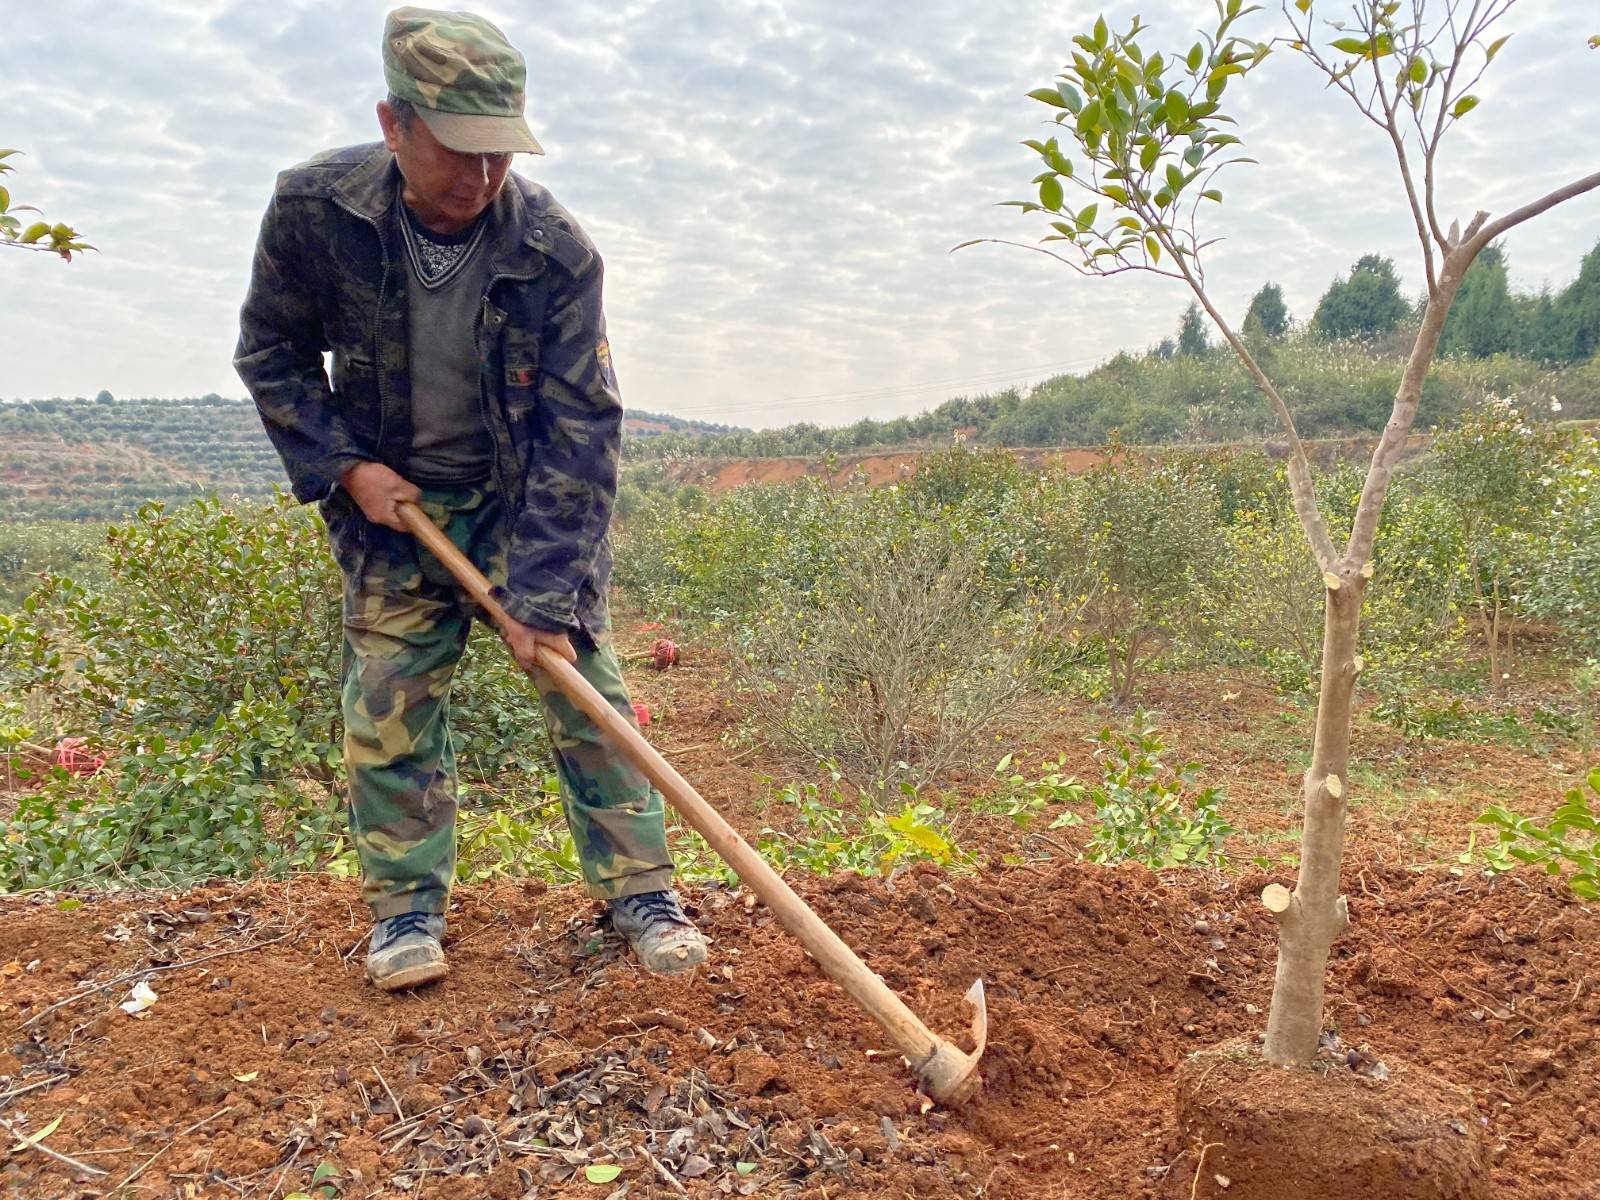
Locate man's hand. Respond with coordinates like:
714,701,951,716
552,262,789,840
500,617,577,674
341,461,422,531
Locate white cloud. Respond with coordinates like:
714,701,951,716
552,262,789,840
1,0,1594,427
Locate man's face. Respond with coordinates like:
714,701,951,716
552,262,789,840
378,100,512,234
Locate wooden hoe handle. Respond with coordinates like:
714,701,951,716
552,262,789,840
396,502,984,1104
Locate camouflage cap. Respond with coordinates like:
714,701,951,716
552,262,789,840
382,7,543,155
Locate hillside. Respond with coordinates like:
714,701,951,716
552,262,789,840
0,397,738,520
625,340,1600,463
6,337,1595,520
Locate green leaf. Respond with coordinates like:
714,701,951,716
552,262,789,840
1093,15,1108,48
1451,94,1479,118
1101,184,1128,204
1407,55,1426,83
56,897,83,911
1058,81,1084,112
1076,202,1098,230
1186,43,1203,72
20,221,49,244
1145,234,1161,263
584,1164,622,1184
1202,188,1223,201
0,184,8,212
1165,90,1190,127
1331,36,1373,56
1139,140,1160,171
736,1163,759,1177
1484,34,1511,62
1027,87,1069,108
1039,176,1065,211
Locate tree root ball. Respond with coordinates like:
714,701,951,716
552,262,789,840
1174,1038,1488,1200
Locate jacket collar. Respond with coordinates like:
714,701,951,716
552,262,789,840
330,144,399,221
332,145,547,281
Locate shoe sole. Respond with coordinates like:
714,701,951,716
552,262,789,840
634,939,709,976
369,960,449,992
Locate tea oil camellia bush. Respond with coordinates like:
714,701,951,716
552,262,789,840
1522,428,1600,655
0,497,344,888
0,496,554,890
731,513,1060,798
1070,448,1223,704
1080,714,1231,869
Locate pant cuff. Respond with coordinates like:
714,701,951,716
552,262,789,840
370,892,449,920
586,866,676,902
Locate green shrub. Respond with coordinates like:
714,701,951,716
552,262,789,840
0,520,109,610
1081,715,1231,869
1477,768,1600,901
757,767,965,877
731,514,1058,798
1430,399,1564,690
1522,429,1600,654
1070,450,1223,704
0,495,554,890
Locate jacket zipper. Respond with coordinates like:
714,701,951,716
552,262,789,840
331,195,393,455
477,268,542,521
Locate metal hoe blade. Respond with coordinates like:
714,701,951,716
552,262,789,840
914,979,988,1105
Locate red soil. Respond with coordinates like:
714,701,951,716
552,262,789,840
1,857,1593,1199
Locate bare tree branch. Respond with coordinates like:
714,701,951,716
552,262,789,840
1467,169,1600,255
1163,249,1340,572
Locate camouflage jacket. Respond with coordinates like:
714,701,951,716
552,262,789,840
234,143,619,634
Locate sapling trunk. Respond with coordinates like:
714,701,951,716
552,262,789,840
1261,578,1362,1064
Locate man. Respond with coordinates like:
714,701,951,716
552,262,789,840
234,6,707,991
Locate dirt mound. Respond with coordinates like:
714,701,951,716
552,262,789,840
1,859,1594,1198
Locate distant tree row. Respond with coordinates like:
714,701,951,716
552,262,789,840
1168,240,1600,359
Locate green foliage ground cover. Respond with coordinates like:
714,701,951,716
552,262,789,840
2,405,1595,895
616,419,1600,786
0,497,554,890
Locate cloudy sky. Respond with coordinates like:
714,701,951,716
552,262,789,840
2,0,1596,429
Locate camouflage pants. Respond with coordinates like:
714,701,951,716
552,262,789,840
323,480,674,919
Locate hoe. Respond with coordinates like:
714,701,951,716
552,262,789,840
399,502,987,1105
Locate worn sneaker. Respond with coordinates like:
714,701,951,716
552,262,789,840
607,890,708,975
366,912,448,991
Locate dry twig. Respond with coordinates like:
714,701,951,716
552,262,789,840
0,1113,109,1179
1189,1140,1222,1200
115,1105,232,1190
642,1146,691,1198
